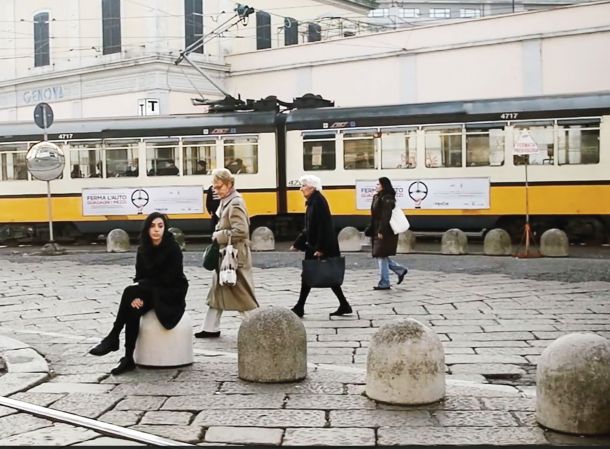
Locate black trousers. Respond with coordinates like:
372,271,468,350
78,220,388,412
295,279,349,309
110,284,153,357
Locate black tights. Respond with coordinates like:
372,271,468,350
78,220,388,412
294,279,349,310
108,285,153,358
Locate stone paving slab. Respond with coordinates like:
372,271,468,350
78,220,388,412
284,427,376,446
204,426,284,445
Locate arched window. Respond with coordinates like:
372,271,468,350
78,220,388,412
34,12,50,67
102,0,121,54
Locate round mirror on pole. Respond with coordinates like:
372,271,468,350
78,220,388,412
26,141,67,255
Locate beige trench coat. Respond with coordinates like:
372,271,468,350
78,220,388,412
206,194,258,311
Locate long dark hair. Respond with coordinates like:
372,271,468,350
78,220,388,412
378,177,396,196
140,212,170,249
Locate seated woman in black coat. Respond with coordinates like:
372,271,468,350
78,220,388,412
89,212,189,375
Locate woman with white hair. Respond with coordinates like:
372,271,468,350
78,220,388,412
290,175,352,318
196,168,259,338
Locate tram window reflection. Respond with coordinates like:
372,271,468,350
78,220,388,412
303,132,335,171
380,128,417,169
0,144,28,181
344,131,375,170
557,120,600,165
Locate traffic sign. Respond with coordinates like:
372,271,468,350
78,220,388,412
34,102,54,129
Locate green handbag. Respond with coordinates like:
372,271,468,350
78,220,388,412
202,240,220,271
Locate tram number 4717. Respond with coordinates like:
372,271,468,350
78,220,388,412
500,113,519,120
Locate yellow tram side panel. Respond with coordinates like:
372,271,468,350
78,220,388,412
287,185,610,216
0,191,278,223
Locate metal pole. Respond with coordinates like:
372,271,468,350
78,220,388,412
47,180,54,242
524,162,530,253
181,53,231,97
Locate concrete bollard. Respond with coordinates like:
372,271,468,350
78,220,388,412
134,310,194,367
441,228,468,255
483,228,512,256
536,333,610,435
106,229,130,253
396,230,416,253
540,228,569,257
338,226,362,252
366,318,445,405
168,227,186,251
238,306,307,383
251,226,275,251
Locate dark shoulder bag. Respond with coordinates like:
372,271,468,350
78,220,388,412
202,240,220,271
302,256,345,288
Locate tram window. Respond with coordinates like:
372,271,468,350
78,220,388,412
513,122,554,165
69,141,103,178
344,131,375,170
380,128,417,169
0,144,28,181
465,124,505,167
146,140,179,176
183,139,216,175
104,140,139,178
303,133,335,171
223,137,258,174
557,121,600,165
425,127,462,167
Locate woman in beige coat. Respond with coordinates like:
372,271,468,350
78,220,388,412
195,168,258,338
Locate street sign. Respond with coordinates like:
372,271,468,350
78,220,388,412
34,102,54,129
514,131,539,155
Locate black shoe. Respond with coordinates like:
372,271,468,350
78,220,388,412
329,304,352,316
110,357,136,375
397,269,408,285
194,330,221,338
89,337,119,356
291,306,304,318
373,285,391,291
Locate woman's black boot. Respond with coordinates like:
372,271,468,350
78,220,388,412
110,356,136,375
89,336,119,356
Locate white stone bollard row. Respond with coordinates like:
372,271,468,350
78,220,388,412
251,226,275,251
366,318,445,405
168,227,186,251
540,228,569,257
106,228,130,253
483,228,512,256
134,310,194,367
536,332,610,435
238,306,307,383
441,228,468,255
396,230,416,253
338,226,362,252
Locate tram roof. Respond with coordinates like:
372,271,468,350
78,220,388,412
0,111,278,142
285,91,610,129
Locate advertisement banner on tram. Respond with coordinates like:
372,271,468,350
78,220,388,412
82,186,204,216
356,177,490,210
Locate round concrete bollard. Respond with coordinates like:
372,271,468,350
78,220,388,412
441,228,468,255
338,226,362,252
134,310,194,367
536,333,610,435
251,226,275,251
396,230,416,253
366,318,445,405
106,228,130,253
168,227,186,251
540,228,569,257
238,306,307,383
483,228,512,256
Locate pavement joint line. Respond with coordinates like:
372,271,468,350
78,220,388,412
1,327,526,394
0,395,193,446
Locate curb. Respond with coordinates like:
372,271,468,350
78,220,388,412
0,335,50,397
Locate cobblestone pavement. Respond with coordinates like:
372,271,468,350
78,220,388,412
0,248,609,446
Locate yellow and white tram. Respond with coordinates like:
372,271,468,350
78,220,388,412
0,91,609,243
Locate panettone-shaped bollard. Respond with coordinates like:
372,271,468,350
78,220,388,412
540,228,569,257
238,306,307,383
366,318,445,404
168,227,186,251
483,228,512,256
251,226,275,251
441,228,468,255
396,230,416,253
536,333,610,435
338,226,362,252
106,229,130,253
134,310,193,367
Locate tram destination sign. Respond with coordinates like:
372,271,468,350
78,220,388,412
356,177,490,210
82,186,203,216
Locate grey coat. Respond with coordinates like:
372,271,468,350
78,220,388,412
206,193,259,312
